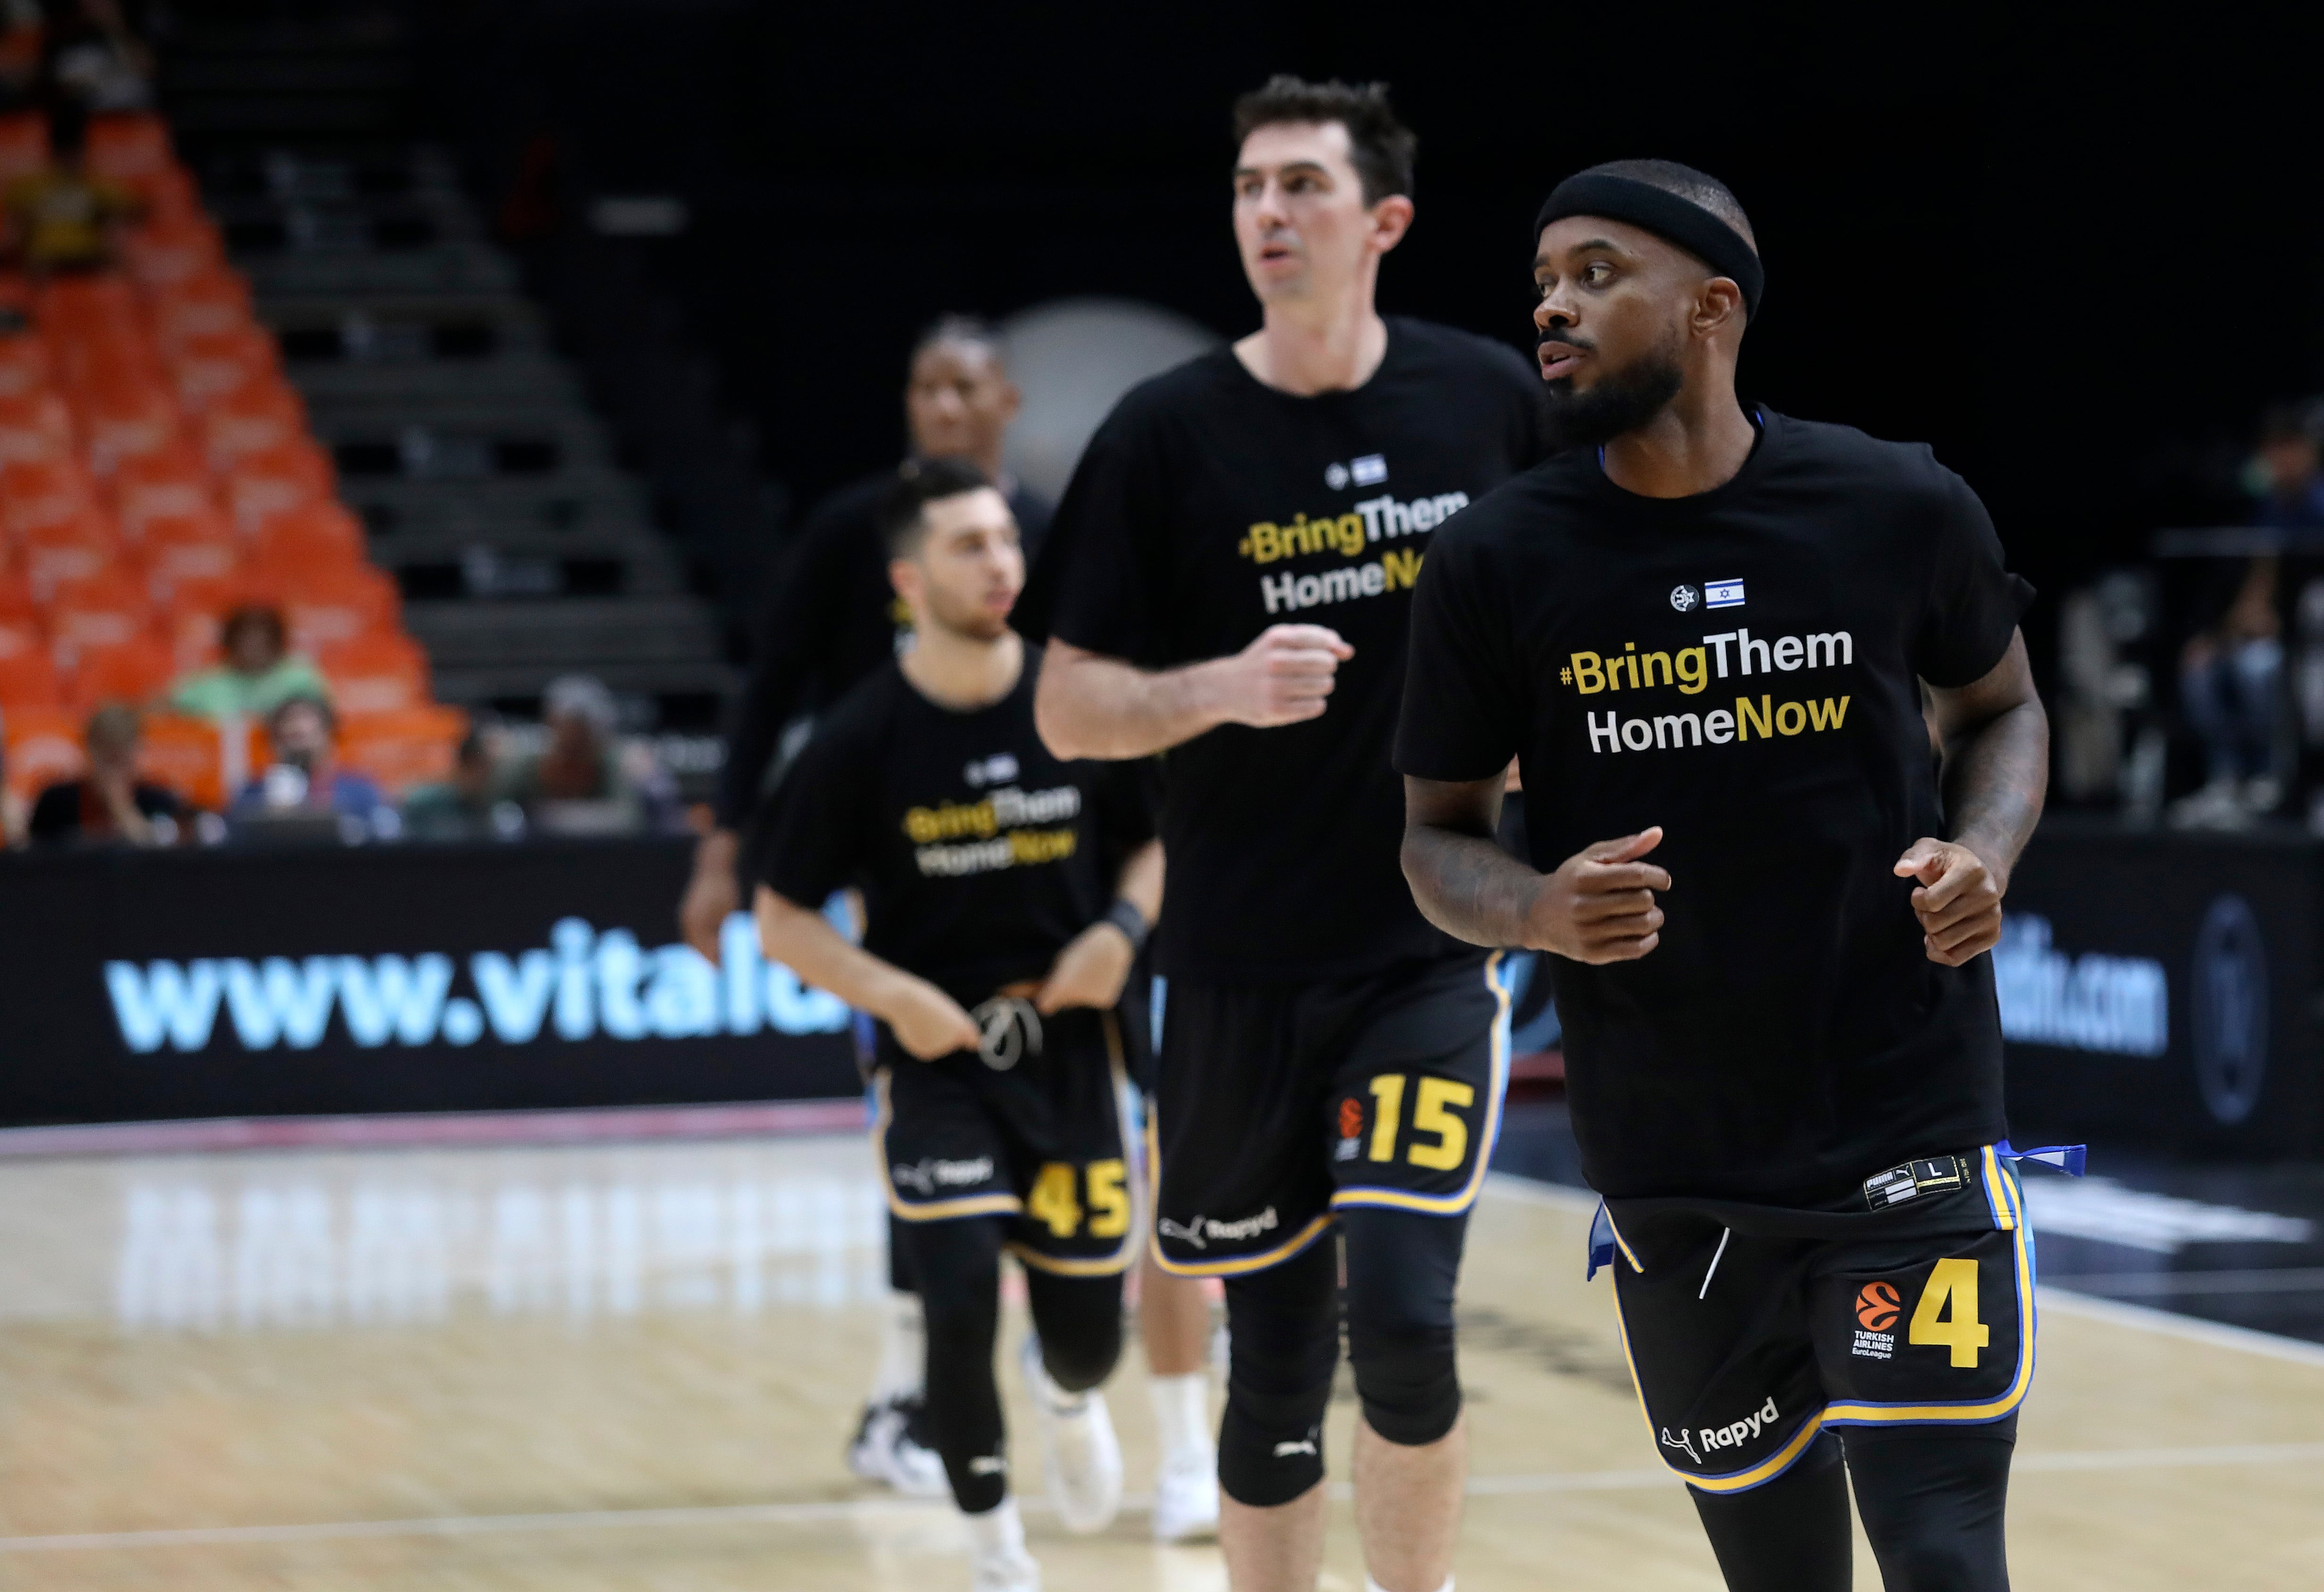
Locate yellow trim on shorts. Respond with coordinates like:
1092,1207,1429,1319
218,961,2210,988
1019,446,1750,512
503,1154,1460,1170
1330,950,1511,1217
1609,1148,2034,1492
1605,1205,1645,1273
1825,1158,2036,1427
868,1064,1025,1222
1149,1210,1337,1278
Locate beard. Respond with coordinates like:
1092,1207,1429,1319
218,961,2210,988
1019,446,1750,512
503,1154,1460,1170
1539,333,1685,450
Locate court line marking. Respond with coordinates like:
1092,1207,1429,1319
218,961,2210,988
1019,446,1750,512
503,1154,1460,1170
6,1443,2322,1554
1481,1173,2324,1369
2042,1266,2324,1297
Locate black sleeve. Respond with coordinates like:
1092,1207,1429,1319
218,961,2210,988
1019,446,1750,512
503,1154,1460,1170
752,717,875,911
715,499,861,826
1913,468,2035,688
136,784,186,820
1027,408,1171,666
26,783,76,840
1394,530,1525,782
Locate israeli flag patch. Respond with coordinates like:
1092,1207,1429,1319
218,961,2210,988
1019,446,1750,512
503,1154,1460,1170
1704,578,1746,609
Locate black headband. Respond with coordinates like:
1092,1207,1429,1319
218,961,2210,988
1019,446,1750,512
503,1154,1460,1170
1534,173,1763,321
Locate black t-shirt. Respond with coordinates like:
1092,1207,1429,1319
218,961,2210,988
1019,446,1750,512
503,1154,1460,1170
717,471,1053,826
1395,409,2034,1204
1022,318,1546,982
755,646,1156,1008
28,779,184,844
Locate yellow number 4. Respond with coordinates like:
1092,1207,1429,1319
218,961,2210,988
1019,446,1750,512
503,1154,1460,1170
1909,1257,1990,1368
1365,1075,1475,1171
1029,1161,1129,1241
1028,1163,1082,1239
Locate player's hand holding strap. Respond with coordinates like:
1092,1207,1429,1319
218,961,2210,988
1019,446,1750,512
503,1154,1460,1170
1524,826,1670,964
886,976,984,1060
1892,838,2005,966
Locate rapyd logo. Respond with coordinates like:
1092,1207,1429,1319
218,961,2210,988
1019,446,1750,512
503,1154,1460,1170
103,912,849,1055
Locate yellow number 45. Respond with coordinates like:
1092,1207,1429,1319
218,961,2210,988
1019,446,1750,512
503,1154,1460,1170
1028,1160,1129,1240
1909,1257,1991,1368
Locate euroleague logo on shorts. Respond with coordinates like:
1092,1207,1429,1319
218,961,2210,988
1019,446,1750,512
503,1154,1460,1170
1856,1281,1903,1332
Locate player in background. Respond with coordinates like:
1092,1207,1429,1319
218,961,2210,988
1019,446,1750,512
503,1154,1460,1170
689,321,1214,1502
1024,78,1545,1592
1397,159,2053,1591
756,460,1161,1592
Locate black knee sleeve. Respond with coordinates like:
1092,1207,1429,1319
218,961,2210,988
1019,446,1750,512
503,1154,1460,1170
1218,1238,1339,1507
895,1217,1007,1513
1024,1269,1123,1393
1340,1206,1467,1447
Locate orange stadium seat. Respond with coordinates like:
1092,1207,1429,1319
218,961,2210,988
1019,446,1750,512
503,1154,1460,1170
0,390,74,464
47,573,149,663
251,500,365,568
282,565,398,651
85,113,172,181
0,110,45,184
0,649,64,712
123,215,227,290
0,333,50,399
2,705,82,799
150,270,254,343
112,447,218,538
78,384,183,475
134,712,226,810
0,607,44,666
199,380,306,465
223,439,335,533
338,705,466,796
68,634,174,711
139,512,241,598
165,323,276,412
0,456,95,532
160,584,237,671
317,631,428,713
19,514,118,597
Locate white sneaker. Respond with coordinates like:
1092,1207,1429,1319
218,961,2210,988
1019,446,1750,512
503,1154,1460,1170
1019,1335,1123,1533
1149,1446,1220,1543
970,1542,1042,1592
847,1397,951,1498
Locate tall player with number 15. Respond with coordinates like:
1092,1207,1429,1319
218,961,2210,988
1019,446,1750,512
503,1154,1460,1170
1021,77,1545,1592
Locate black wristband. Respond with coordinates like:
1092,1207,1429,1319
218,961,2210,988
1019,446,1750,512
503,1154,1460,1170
1101,898,1151,955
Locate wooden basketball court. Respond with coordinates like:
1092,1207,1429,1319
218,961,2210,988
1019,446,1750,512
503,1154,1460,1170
0,1132,2316,1589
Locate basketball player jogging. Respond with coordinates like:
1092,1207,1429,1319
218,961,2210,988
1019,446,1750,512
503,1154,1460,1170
1396,159,2067,1591
1024,78,1546,1592
754,460,1162,1592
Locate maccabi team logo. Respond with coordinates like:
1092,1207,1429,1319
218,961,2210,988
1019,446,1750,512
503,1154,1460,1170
1855,1281,1902,1332
1669,583,1701,612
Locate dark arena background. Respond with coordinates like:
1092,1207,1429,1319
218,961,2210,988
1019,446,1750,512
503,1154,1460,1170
0,4,2320,1589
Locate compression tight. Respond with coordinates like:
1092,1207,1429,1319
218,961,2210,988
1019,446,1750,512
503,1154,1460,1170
1690,1417,2016,1592
893,1215,1123,1514
1217,1207,1470,1507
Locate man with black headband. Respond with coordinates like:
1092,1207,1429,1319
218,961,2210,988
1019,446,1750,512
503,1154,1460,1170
1022,76,1545,1592
1398,158,2056,1591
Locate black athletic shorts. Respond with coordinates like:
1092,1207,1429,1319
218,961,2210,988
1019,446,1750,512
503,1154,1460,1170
1150,952,1509,1277
874,1002,1138,1278
1601,1144,2037,1496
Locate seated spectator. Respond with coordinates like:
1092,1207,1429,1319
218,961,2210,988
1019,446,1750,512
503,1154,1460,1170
496,674,678,835
28,703,182,846
2253,402,2324,530
169,605,331,723
0,100,138,274
231,694,395,839
400,727,520,841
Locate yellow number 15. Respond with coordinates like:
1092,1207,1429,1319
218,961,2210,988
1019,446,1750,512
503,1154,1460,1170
1366,1075,1476,1171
